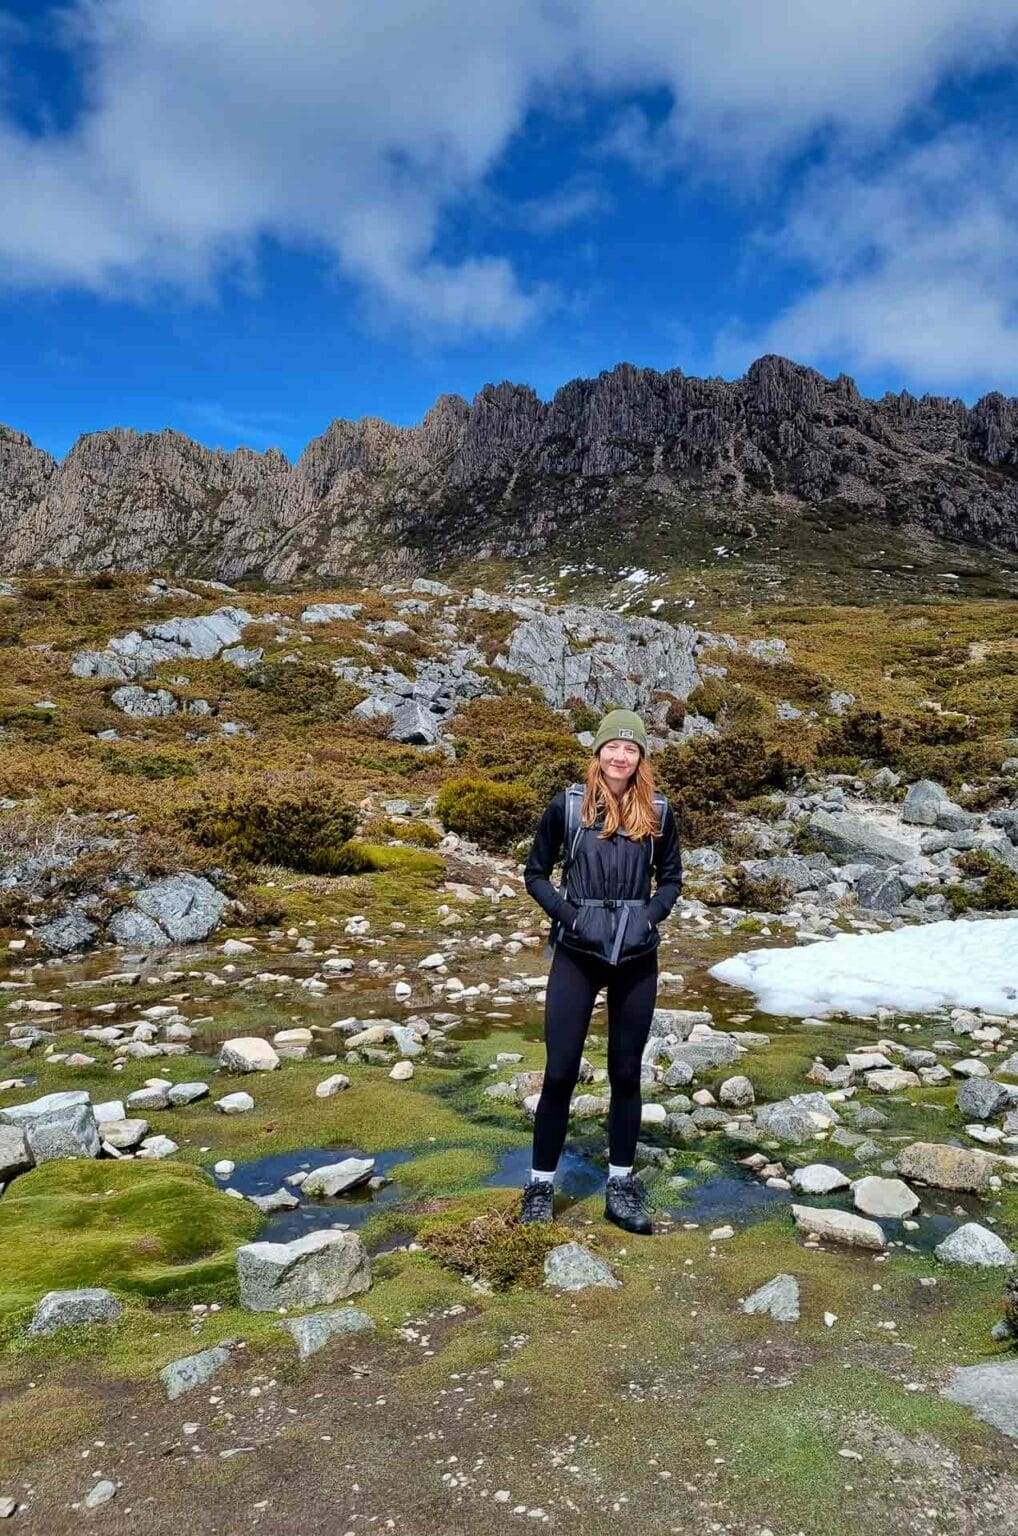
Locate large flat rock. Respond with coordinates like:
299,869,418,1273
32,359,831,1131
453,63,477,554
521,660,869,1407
942,1361,1018,1439
791,1204,886,1250
894,1141,999,1193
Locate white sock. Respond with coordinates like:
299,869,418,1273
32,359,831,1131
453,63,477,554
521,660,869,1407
608,1163,633,1181
529,1167,556,1184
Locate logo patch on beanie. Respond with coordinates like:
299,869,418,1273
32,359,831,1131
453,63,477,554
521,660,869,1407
617,728,635,738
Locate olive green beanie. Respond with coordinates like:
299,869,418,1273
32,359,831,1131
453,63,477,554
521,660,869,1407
591,708,648,758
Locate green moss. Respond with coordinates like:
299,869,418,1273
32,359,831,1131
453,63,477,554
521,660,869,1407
0,1160,259,1321
0,1382,105,1478
347,842,445,874
391,1145,499,1197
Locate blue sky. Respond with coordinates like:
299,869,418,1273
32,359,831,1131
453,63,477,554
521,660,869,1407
3,1,1018,463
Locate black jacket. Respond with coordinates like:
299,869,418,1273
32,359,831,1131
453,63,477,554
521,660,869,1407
523,788,683,965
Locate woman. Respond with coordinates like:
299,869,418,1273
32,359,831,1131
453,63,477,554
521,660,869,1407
521,708,683,1235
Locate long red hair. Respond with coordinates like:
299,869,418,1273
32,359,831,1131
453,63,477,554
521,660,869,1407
581,753,661,840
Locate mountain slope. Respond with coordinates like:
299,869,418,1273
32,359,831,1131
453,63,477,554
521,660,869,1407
3,354,1018,582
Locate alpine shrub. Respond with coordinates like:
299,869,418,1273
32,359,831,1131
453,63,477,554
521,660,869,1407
182,780,359,873
436,776,538,852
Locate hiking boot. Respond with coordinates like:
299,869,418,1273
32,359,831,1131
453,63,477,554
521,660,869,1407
520,1179,555,1224
605,1173,654,1235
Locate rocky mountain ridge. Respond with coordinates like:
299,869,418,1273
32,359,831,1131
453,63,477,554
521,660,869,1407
3,353,1018,581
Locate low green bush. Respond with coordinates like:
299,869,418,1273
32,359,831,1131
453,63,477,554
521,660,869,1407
525,755,588,805
182,779,360,873
436,776,538,852
726,867,793,911
98,749,197,780
566,697,600,733
655,729,802,847
244,659,366,723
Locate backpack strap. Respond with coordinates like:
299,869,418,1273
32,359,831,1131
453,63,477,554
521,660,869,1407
544,785,586,959
646,791,669,878
559,784,586,898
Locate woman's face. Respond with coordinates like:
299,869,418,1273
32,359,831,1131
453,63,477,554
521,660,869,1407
599,738,642,780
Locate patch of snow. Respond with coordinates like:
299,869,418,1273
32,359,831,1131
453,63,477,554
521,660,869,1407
709,917,1018,1019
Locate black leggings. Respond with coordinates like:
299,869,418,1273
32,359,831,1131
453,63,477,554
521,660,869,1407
531,942,659,1171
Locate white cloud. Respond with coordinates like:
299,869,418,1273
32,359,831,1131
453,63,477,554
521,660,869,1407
0,0,568,331
582,0,1018,168
720,129,1018,389
511,178,611,235
3,0,1018,354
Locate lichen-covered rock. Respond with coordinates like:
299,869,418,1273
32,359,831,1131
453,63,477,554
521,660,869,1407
957,1077,1012,1122
134,874,226,943
110,685,178,717
34,909,99,955
237,1230,372,1312
28,1287,123,1336
543,1241,621,1291
160,1345,231,1399
894,1141,999,1193
740,1273,800,1322
934,1222,1016,1267
278,1307,376,1359
0,1092,100,1163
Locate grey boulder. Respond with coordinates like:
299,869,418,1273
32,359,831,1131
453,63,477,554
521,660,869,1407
941,1360,1018,1439
851,1175,920,1219
894,1141,999,1193
98,1118,149,1151
301,1157,375,1197
29,1287,123,1336
35,910,99,955
112,874,227,948
237,1230,372,1312
0,1123,33,1182
956,1077,1012,1122
806,810,913,868
160,1345,231,1399
110,685,178,717
789,1164,850,1195
934,1222,1016,1267
0,1092,101,1163
543,1241,621,1291
740,1273,800,1322
901,779,947,826
279,1307,376,1360
167,1082,210,1106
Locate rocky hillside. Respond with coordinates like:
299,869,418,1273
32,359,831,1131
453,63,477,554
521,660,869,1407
4,354,1018,583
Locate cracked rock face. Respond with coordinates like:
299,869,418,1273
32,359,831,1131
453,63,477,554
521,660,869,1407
493,604,701,711
6,355,1018,582
72,607,256,681
109,874,227,948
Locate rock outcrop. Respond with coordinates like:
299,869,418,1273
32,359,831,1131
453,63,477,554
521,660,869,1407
5,355,1018,580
